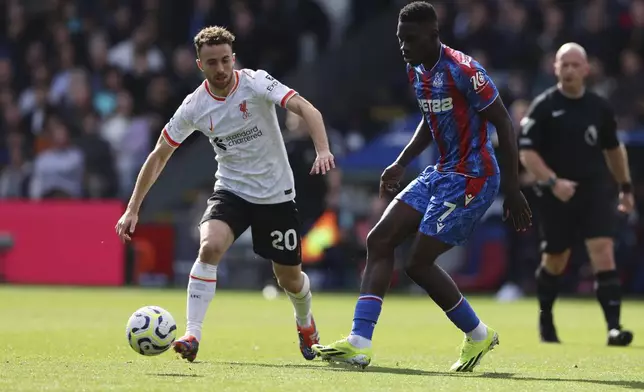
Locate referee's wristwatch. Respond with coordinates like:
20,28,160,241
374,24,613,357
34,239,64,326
544,175,557,188
620,183,633,194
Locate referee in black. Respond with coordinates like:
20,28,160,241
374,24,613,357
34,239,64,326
519,43,635,346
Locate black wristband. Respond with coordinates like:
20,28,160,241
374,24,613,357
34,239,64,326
545,175,557,188
620,183,633,193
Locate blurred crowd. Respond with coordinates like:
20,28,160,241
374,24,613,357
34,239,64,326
2,0,643,200
380,0,644,134
453,0,644,133
0,0,334,199
3,0,644,294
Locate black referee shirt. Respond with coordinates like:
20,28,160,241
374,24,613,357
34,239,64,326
519,86,620,183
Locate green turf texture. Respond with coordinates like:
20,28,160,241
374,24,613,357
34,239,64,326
0,286,642,391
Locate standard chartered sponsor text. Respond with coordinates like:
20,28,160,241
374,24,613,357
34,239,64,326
225,126,263,146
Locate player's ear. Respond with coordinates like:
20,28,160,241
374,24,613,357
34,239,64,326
196,58,203,72
232,53,236,65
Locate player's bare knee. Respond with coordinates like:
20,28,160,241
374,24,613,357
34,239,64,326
198,238,227,264
366,226,394,254
404,262,423,282
542,251,570,275
197,220,235,265
586,238,615,272
273,267,302,293
276,277,302,293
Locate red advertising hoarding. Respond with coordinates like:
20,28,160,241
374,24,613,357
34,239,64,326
0,201,125,285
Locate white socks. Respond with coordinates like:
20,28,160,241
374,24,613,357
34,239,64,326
186,260,218,341
466,321,489,342
284,272,312,327
186,265,312,340
347,334,372,349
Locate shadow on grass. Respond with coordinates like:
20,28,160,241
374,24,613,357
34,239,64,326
150,373,203,378
219,361,644,390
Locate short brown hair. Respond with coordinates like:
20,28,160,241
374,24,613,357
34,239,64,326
193,26,235,56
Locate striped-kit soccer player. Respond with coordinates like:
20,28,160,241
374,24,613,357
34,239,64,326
312,1,532,372
398,45,500,245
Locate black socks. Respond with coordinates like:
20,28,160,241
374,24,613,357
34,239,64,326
595,270,622,331
536,266,560,317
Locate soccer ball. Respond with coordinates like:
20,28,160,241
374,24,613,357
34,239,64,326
126,305,177,356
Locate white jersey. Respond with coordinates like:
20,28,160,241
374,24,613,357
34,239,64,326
162,69,298,204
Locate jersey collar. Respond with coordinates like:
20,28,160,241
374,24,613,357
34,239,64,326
205,70,240,102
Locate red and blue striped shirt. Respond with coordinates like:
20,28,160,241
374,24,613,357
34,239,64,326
407,44,500,177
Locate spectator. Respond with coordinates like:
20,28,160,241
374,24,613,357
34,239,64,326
496,1,540,73
536,4,568,55
108,24,165,74
573,0,619,74
49,43,78,106
57,69,94,138
29,118,84,199
77,112,118,198
611,49,644,130
18,64,50,117
0,133,31,198
588,56,616,99
86,32,111,93
170,46,203,107
100,91,151,197
531,51,557,97
622,0,644,56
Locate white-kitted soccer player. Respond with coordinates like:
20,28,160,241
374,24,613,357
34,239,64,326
115,26,335,362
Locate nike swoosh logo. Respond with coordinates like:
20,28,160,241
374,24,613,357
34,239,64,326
552,110,565,117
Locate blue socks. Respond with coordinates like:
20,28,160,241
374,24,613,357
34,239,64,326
350,295,383,340
349,294,487,344
446,296,480,333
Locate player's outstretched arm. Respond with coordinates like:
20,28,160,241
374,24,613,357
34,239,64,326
481,97,532,230
115,134,176,242
285,95,335,175
394,118,432,168
377,119,432,198
481,98,520,193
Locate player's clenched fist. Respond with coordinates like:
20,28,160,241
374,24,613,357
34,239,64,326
379,162,405,198
115,209,138,243
310,150,335,175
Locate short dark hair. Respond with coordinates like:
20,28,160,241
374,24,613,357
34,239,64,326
399,1,438,24
193,26,235,55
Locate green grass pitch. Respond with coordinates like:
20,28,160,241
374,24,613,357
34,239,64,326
1,286,642,391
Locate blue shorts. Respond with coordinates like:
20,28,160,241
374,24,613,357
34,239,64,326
396,166,500,246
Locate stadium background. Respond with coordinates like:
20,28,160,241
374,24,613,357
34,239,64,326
1,0,644,301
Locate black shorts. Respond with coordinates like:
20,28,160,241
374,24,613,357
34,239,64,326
535,181,618,254
200,189,302,266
